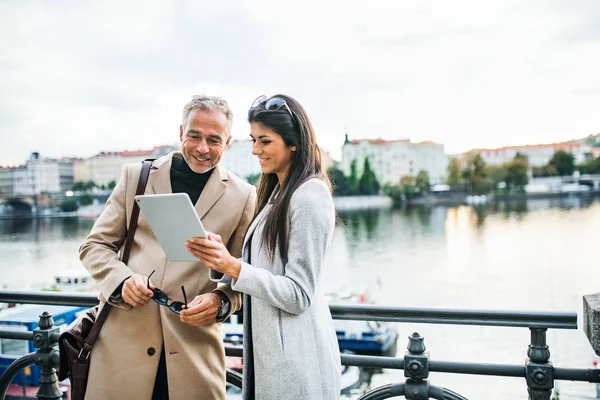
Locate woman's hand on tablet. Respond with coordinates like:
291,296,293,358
185,232,241,279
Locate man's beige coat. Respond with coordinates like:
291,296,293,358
79,152,256,400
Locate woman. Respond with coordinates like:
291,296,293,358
185,94,342,399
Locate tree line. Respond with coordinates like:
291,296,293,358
324,148,600,199
65,149,596,210
61,180,117,212
327,158,381,196
447,150,600,195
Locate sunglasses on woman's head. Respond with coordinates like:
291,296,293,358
147,270,188,314
248,95,293,119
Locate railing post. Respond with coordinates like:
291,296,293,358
32,312,63,400
526,328,553,400
404,332,430,400
584,293,600,399
583,293,600,356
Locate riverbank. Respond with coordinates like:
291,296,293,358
0,211,79,220
1,197,395,218
333,195,393,211
0,204,105,220
406,190,600,206
2,191,598,220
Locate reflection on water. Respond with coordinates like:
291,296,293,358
1,198,600,398
0,217,95,289
336,197,599,251
0,217,95,242
326,197,600,399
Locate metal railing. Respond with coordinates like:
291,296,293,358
1,290,599,400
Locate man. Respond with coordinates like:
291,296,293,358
79,95,256,400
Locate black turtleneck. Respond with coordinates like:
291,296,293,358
170,154,214,205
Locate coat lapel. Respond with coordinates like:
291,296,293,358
146,153,174,195
195,164,228,220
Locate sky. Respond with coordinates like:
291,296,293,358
1,0,599,165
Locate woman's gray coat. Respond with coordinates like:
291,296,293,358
212,178,342,399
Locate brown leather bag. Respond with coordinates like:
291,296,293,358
58,159,154,400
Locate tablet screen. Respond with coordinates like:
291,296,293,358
135,193,207,262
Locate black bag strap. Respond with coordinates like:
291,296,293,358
122,159,155,265
79,159,154,358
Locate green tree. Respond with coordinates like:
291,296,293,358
399,175,416,196
107,180,117,190
505,152,529,190
72,181,86,191
348,160,359,195
382,184,403,202
577,157,600,175
486,164,507,191
532,164,557,177
415,170,430,193
358,158,380,195
60,198,79,212
79,193,93,206
84,180,96,191
462,152,488,194
548,150,575,176
327,166,352,196
446,158,462,190
245,173,261,186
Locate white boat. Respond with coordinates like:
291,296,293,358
46,270,96,292
465,194,488,205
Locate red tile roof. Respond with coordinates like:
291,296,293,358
122,150,155,157
349,138,411,145
474,141,583,153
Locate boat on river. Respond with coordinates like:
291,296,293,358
49,272,95,292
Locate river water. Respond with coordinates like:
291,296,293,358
1,197,599,399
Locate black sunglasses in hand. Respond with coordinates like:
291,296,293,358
147,270,188,314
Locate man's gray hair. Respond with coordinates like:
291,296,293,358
182,95,234,135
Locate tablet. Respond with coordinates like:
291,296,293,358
135,193,207,262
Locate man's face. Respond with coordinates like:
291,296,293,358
180,108,231,173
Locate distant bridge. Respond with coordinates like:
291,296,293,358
0,195,37,214
0,192,112,215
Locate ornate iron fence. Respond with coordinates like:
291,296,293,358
1,290,599,400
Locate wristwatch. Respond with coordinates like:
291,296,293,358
214,291,231,322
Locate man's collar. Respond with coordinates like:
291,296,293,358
152,152,228,181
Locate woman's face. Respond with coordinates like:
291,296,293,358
250,122,296,185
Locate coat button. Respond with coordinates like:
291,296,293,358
147,347,156,356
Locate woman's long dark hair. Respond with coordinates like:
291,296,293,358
248,94,331,264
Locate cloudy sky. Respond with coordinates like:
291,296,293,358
1,0,599,165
